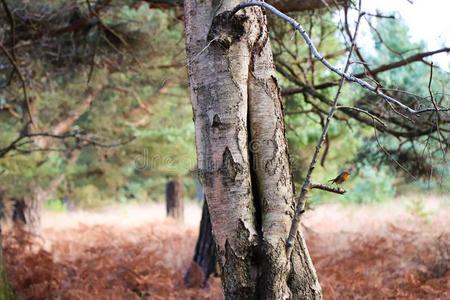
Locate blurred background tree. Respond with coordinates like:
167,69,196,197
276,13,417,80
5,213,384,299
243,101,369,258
0,1,193,224
0,0,448,216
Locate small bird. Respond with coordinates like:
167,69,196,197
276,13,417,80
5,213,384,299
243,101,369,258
328,169,351,185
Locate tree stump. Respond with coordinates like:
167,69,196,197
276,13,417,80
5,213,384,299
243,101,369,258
165,177,184,222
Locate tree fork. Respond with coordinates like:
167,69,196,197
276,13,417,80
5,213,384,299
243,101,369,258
185,0,322,298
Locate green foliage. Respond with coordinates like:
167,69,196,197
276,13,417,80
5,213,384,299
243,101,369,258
343,166,397,204
406,198,433,223
0,266,19,300
71,185,111,209
45,199,65,212
0,3,193,207
309,164,397,204
411,162,450,193
1,4,447,211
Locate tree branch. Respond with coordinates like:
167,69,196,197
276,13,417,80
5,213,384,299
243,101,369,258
284,1,363,257
310,182,346,194
141,0,343,12
0,42,34,124
336,105,387,128
0,132,135,158
231,1,448,115
1,0,16,84
427,63,446,158
282,47,450,95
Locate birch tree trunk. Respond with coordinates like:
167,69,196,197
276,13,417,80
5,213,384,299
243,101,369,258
184,1,321,299
0,193,18,299
19,150,80,232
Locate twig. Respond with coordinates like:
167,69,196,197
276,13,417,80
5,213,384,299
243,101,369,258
427,62,446,159
373,124,417,181
310,183,346,194
87,32,100,84
86,0,129,48
230,0,449,115
185,38,218,68
282,47,450,95
0,132,135,158
285,1,363,257
0,42,34,124
365,12,395,19
1,0,16,84
337,105,387,128
319,114,330,167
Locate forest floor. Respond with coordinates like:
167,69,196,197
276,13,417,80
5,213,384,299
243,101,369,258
3,195,450,300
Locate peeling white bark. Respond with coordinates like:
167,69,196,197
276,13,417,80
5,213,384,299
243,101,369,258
184,1,322,298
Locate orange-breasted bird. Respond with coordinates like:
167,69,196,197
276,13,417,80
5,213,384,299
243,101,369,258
328,169,352,185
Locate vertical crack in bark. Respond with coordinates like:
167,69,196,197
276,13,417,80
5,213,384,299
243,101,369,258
245,7,321,299
247,79,264,300
186,3,262,297
185,1,321,298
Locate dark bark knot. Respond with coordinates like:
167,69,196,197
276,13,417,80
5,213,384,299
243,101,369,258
220,147,243,181
211,114,222,128
207,11,248,49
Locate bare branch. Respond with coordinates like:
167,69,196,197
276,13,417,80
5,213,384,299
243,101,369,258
0,42,34,124
337,105,387,128
310,182,346,194
1,0,16,84
283,47,450,96
373,125,417,181
231,1,449,115
365,12,396,19
427,62,446,158
278,73,444,139
285,1,363,257
366,48,450,77
86,0,129,48
0,131,135,158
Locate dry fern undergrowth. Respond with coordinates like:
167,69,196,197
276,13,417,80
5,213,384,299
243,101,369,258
4,223,221,300
2,201,449,299
311,227,450,299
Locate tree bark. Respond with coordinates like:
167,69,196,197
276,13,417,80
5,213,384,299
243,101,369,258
16,150,80,232
0,194,19,300
184,199,217,287
165,177,184,222
145,0,341,12
184,1,321,299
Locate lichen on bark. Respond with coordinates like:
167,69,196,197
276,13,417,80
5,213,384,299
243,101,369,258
184,1,322,298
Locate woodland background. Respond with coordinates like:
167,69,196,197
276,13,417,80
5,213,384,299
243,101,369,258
0,0,449,299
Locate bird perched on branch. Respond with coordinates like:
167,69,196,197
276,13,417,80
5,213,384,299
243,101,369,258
328,168,352,185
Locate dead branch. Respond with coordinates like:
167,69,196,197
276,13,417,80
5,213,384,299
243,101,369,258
277,62,448,141
231,1,449,115
427,63,446,158
0,131,135,159
285,1,363,257
310,182,346,194
282,47,450,96
1,0,16,83
0,42,34,124
337,105,387,128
